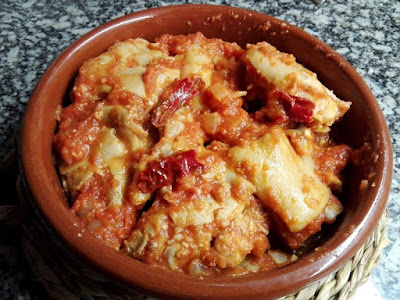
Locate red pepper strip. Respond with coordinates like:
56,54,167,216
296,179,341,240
273,90,315,123
289,98,315,123
151,77,203,128
137,150,202,193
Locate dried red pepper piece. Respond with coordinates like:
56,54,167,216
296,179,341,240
137,150,202,193
288,98,315,123
275,90,315,123
258,90,315,124
151,77,204,127
269,90,314,123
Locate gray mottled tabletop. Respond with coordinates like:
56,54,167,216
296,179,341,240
1,0,399,299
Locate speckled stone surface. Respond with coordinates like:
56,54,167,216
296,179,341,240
0,0,399,299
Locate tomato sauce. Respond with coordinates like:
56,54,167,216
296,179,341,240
54,33,353,275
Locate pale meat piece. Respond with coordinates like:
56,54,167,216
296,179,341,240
73,38,180,107
59,126,130,208
229,126,330,232
58,38,182,209
242,42,351,132
58,101,155,208
128,107,206,206
180,45,213,88
153,32,244,87
124,149,269,275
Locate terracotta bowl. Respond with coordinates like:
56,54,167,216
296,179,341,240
20,4,392,299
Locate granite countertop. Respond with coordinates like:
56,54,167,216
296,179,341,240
0,0,399,299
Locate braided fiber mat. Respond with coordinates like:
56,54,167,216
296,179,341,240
18,189,389,300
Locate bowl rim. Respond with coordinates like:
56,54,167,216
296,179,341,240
20,4,393,299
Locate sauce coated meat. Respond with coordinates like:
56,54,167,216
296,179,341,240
54,33,352,275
